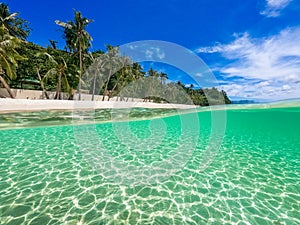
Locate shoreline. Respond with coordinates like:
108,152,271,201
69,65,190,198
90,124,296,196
1,98,300,114
0,98,198,113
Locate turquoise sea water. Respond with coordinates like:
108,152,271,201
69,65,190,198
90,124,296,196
0,105,299,224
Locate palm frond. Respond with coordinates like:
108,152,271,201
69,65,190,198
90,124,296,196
3,12,18,21
55,20,72,29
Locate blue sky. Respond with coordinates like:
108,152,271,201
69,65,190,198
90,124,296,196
7,0,300,100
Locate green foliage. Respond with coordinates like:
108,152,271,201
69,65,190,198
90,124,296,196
83,46,231,105
41,52,77,99
13,41,232,105
0,25,24,80
11,42,79,96
55,10,93,54
45,47,79,93
0,25,25,98
12,42,47,89
0,3,30,40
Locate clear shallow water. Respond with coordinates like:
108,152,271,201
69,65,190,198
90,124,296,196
0,106,299,224
0,108,179,130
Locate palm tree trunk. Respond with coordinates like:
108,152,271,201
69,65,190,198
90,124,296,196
0,75,15,98
58,73,62,100
91,73,97,101
55,73,62,100
108,75,122,101
36,68,49,99
78,46,83,100
102,66,112,101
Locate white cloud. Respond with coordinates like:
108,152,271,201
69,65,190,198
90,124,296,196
220,82,300,100
282,84,291,91
257,81,270,87
196,26,300,100
195,72,203,77
196,45,223,53
145,47,165,60
260,0,293,17
128,44,138,50
145,49,154,59
184,83,200,88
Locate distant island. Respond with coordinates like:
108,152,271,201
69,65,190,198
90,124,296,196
231,100,256,104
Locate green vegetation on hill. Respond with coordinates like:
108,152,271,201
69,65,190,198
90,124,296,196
0,3,231,106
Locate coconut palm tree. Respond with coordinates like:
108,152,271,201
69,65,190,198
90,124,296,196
127,62,146,100
41,53,72,100
108,56,132,101
159,72,168,84
101,45,122,101
55,10,93,100
35,67,49,99
148,67,159,77
144,68,161,101
83,53,106,101
0,3,30,40
0,26,24,98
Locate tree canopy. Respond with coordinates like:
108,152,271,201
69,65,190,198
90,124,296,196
0,3,30,40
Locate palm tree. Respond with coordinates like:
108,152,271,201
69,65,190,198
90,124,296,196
145,68,161,101
101,45,122,101
0,3,30,40
55,10,93,100
36,67,49,99
159,72,168,84
0,26,24,98
84,53,106,101
188,84,194,99
148,67,159,77
48,40,58,49
108,56,132,101
129,62,145,100
177,80,185,89
41,53,72,100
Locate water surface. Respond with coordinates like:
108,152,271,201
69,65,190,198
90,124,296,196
0,105,299,224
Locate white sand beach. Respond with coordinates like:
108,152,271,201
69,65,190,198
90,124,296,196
0,98,197,113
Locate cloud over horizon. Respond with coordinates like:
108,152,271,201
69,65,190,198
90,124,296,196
196,26,300,100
